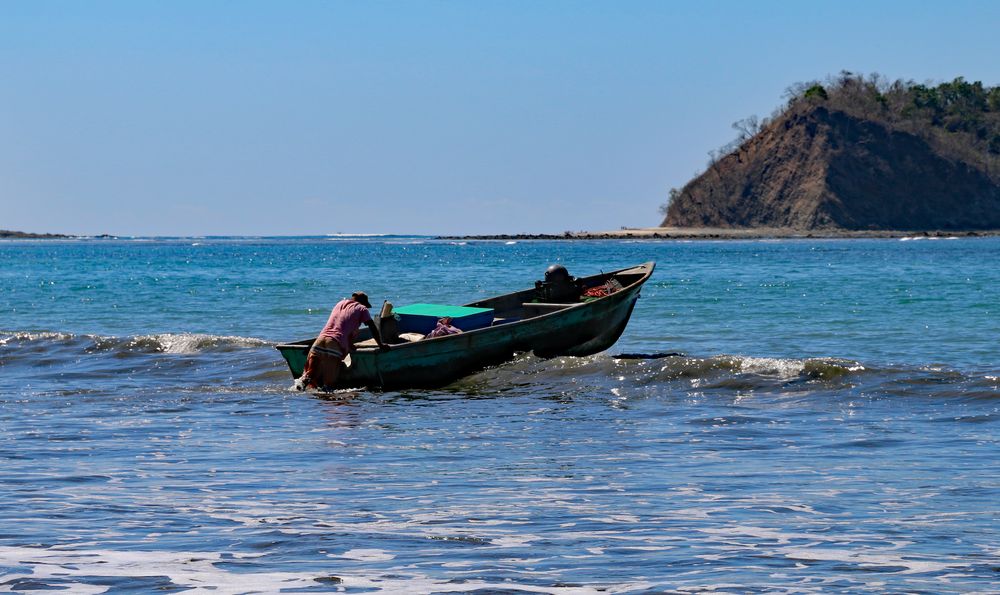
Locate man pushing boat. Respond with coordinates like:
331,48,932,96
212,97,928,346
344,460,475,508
276,262,655,389
297,291,389,391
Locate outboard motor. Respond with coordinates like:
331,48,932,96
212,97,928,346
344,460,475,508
544,264,570,283
535,264,582,303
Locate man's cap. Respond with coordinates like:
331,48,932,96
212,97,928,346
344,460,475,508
352,291,372,308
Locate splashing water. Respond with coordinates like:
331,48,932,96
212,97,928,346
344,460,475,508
1,237,998,592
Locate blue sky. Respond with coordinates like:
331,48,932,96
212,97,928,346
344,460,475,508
2,1,999,236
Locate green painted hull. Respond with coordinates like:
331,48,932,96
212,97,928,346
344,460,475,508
276,262,654,389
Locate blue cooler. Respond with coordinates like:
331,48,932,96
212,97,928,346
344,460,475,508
393,304,495,335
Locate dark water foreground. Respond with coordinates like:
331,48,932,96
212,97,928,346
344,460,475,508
1,237,998,592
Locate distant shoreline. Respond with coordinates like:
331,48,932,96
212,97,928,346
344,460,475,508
0,230,72,239
438,227,1000,240
5,228,1000,241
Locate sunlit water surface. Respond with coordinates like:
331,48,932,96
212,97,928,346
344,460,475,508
1,237,998,593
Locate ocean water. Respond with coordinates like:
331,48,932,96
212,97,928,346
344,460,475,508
0,236,998,593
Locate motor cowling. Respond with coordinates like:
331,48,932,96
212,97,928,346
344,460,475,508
536,264,581,303
544,264,570,283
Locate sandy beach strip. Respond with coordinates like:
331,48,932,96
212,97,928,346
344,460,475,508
439,227,1000,241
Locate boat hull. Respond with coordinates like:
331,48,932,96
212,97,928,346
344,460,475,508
276,262,654,389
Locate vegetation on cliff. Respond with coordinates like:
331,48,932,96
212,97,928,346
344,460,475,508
662,72,1000,230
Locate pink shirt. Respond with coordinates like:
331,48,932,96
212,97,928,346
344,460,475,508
318,299,372,354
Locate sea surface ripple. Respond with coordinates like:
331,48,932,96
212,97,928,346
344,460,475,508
1,237,998,593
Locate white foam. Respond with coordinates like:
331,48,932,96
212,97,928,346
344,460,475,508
145,333,270,354
779,546,955,574
325,233,389,237
0,330,75,346
581,514,641,524
737,356,806,378
696,525,966,576
0,546,307,595
335,548,395,562
0,545,624,594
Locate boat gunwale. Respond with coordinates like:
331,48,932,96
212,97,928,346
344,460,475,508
274,261,655,352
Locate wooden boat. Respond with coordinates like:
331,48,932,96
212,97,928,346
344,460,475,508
275,261,655,389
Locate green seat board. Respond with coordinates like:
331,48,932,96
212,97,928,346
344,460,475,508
392,303,495,334
393,304,493,317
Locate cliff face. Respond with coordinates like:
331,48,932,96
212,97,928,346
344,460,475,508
663,106,1000,230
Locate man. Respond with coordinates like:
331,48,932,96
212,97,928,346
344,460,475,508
298,291,389,391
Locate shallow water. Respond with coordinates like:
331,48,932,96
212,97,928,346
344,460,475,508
1,237,998,592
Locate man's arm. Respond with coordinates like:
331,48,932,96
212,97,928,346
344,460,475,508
364,319,390,350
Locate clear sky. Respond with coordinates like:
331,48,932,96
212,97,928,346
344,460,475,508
2,1,999,236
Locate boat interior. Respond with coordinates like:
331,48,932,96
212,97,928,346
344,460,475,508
351,265,650,348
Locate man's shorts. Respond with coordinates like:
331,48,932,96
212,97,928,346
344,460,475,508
310,337,345,360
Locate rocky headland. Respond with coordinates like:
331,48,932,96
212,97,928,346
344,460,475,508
444,74,1000,241
662,73,1000,232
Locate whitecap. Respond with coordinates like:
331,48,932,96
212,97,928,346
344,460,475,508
335,548,395,562
140,333,270,354
778,546,956,574
737,356,805,378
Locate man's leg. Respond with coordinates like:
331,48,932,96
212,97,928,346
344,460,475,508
299,351,318,389
324,357,344,389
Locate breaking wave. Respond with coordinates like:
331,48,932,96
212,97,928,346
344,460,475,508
639,354,865,381
468,352,868,385
447,351,998,402
3,330,996,401
0,330,270,356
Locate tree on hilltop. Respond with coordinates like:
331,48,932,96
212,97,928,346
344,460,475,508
660,72,1000,217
